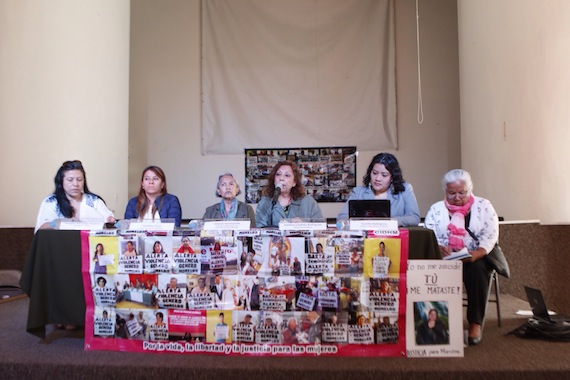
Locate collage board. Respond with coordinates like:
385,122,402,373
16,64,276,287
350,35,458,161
83,228,408,356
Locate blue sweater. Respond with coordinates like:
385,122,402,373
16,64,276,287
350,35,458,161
337,183,420,227
124,193,182,227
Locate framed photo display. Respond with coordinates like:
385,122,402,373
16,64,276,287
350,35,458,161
244,147,357,204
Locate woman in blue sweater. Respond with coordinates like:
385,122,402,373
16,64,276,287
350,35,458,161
124,165,182,227
337,153,420,227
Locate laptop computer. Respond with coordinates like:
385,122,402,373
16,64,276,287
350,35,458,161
348,199,391,218
524,286,569,323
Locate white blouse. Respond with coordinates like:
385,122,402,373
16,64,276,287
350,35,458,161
35,193,114,232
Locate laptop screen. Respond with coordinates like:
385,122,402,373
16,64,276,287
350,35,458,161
348,199,391,218
524,286,552,322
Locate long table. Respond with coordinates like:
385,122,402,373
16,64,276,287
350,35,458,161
20,227,441,338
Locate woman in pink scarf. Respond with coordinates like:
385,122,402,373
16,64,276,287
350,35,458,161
424,169,499,346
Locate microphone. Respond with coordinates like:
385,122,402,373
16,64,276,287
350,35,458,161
272,183,283,203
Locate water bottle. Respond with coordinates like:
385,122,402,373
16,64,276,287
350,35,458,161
188,219,204,231
336,219,349,230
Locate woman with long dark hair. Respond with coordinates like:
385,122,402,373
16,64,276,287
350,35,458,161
337,153,420,227
35,160,115,232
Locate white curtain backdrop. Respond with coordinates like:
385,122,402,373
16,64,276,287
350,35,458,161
202,0,396,155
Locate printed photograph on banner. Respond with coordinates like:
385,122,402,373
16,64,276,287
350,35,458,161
239,275,260,311
294,276,318,311
114,308,150,340
366,278,399,313
237,236,260,275
92,274,117,307
305,237,335,275
317,275,341,312
348,246,364,276
347,311,374,344
302,311,323,344
206,310,232,343
187,275,216,310
143,235,173,273
171,235,201,274
339,277,364,313
167,309,206,342
115,273,158,309
136,309,153,340
413,301,450,346
200,235,238,275
93,306,115,338
174,234,199,254
118,236,143,274
89,235,119,275
250,235,271,275
295,275,341,312
155,274,187,309
321,311,348,344
327,235,364,276
212,275,246,310
371,312,399,344
259,275,296,312
255,236,305,276
255,311,283,344
362,237,401,278
148,309,169,341
281,312,310,344
232,310,257,343
271,236,303,276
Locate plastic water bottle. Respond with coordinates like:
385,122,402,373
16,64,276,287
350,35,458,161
188,219,204,231
336,219,349,230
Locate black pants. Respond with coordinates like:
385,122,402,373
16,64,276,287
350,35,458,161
463,258,492,325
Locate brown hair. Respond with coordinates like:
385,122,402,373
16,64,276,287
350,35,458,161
136,166,168,218
261,160,306,200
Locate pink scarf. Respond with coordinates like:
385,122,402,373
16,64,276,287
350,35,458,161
445,195,475,251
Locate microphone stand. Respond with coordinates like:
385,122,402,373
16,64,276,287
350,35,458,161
270,198,277,227
269,185,281,228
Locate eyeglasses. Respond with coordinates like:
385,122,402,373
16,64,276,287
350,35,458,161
446,191,469,199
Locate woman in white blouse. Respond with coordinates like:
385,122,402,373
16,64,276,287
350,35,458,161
35,160,115,232
424,169,499,346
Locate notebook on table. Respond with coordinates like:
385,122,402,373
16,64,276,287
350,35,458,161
348,199,391,218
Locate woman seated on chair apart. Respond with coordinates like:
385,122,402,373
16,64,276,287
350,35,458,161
203,172,255,227
424,169,499,346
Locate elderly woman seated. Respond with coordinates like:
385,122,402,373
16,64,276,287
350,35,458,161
424,169,499,346
203,173,255,227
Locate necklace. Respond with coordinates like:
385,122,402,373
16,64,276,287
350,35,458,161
282,198,291,213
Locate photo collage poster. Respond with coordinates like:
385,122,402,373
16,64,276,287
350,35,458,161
82,228,409,357
244,146,357,204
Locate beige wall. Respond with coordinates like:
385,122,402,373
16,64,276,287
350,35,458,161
128,0,461,222
458,0,570,223
0,0,459,227
0,0,130,227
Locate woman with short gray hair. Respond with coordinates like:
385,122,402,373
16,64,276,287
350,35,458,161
425,169,499,346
